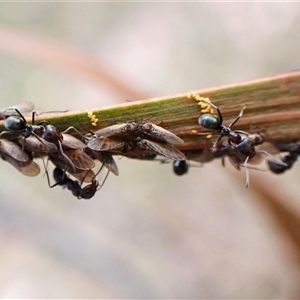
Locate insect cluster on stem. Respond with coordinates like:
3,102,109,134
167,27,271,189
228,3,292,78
0,103,186,199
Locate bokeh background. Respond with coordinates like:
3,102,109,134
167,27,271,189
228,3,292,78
0,2,300,298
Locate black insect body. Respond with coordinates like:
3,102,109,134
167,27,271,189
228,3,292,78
51,167,107,200
198,100,248,147
173,160,189,176
268,151,298,174
0,109,44,140
198,101,287,187
214,135,287,187
52,167,81,197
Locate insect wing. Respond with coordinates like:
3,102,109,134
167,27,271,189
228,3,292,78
140,122,184,144
0,102,34,118
94,123,136,137
0,139,29,162
92,150,119,176
1,154,40,177
48,152,78,174
18,136,57,153
62,133,86,150
64,149,95,170
136,138,186,160
72,169,96,183
87,136,125,152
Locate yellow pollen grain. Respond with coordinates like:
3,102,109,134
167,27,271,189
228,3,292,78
201,107,213,114
198,102,208,109
87,111,98,126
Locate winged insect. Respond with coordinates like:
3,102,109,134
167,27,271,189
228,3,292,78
93,121,183,145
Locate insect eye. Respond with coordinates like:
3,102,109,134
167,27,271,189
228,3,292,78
198,114,220,130
5,116,26,131
124,123,135,132
141,123,152,132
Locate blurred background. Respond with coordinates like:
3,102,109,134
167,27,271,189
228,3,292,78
0,2,300,298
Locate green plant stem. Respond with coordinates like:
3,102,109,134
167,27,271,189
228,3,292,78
1,71,300,150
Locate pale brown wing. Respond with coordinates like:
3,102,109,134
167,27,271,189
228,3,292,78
48,152,78,174
64,149,95,170
0,139,29,162
139,122,184,144
62,133,86,150
136,138,186,160
18,136,57,153
1,154,40,177
93,123,136,137
87,136,125,151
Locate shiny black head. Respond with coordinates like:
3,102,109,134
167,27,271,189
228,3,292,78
198,114,221,131
5,115,27,132
42,125,63,144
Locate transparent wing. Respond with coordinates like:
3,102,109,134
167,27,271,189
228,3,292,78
87,136,125,151
136,138,186,160
64,149,95,170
